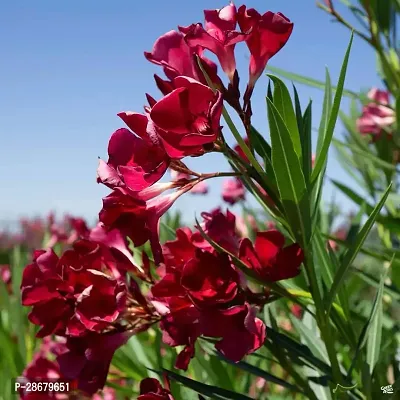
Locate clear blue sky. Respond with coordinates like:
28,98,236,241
0,0,381,226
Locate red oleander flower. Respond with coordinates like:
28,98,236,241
73,269,126,333
181,250,240,307
145,30,221,95
21,246,127,337
149,76,223,159
239,230,303,282
183,2,247,82
98,114,170,191
157,298,266,370
151,222,266,370
237,6,293,92
99,184,191,264
202,304,266,362
66,216,91,243
138,378,174,400
357,88,394,138
222,177,246,205
57,331,132,396
98,187,149,246
191,209,240,255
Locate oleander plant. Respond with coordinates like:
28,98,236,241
1,1,400,399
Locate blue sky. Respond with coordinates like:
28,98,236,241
0,0,381,227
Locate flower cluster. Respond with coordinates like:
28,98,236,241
20,224,157,395
152,210,302,369
20,2,300,397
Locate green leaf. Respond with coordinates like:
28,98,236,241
347,267,388,377
268,74,302,158
265,327,334,377
249,125,271,161
314,229,352,325
316,68,333,154
163,369,253,400
293,85,303,135
247,125,278,196
214,354,303,394
301,100,313,186
311,69,332,223
333,139,397,171
266,65,358,99
295,312,332,400
312,33,354,182
290,316,330,365
332,180,400,234
352,268,400,302
267,97,311,244
325,183,392,313
366,268,387,375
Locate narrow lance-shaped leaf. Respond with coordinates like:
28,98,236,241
333,139,398,171
301,100,313,187
331,179,400,234
311,69,332,225
366,265,389,374
325,183,392,313
293,85,303,135
316,68,333,154
312,33,354,182
267,97,311,245
347,266,389,377
268,74,302,159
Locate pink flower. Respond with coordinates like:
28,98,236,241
0,264,11,288
222,177,245,204
181,251,240,307
239,230,303,282
357,88,394,137
145,30,221,95
237,6,293,91
98,114,170,191
99,186,189,264
191,209,240,255
183,2,247,82
150,76,223,159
